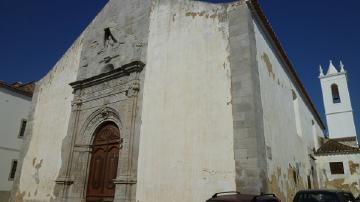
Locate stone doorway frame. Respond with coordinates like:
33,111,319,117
86,121,121,202
54,61,144,202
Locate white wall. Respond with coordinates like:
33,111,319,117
327,112,357,139
253,18,325,201
136,1,235,202
0,89,31,191
16,36,83,201
317,154,360,196
320,73,357,138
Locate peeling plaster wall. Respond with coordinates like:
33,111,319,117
136,1,236,202
317,154,360,196
253,19,325,201
13,36,84,202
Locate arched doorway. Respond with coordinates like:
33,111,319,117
86,122,120,202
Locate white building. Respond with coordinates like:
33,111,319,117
0,81,34,201
10,1,327,202
316,61,360,196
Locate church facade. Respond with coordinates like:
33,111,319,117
10,1,328,202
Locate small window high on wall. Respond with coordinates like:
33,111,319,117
329,162,344,174
18,119,27,138
331,84,341,103
292,90,302,136
8,160,18,181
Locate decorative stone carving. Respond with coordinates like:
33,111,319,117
70,61,145,91
126,80,141,97
104,27,118,48
55,178,74,186
72,98,83,107
100,107,111,119
113,177,137,185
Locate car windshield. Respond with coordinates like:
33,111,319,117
296,192,339,202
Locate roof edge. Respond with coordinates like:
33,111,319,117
0,82,34,97
247,0,326,130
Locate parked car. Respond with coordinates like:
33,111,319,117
293,190,360,202
206,191,281,202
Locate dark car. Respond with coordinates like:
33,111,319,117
206,191,281,202
293,190,359,202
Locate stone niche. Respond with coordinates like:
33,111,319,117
53,61,144,202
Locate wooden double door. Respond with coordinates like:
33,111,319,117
87,123,120,202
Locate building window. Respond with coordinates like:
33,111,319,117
8,160,18,181
331,84,341,103
18,119,27,138
292,90,302,136
329,162,344,174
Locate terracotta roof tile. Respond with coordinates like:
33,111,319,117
0,81,35,97
315,139,360,156
332,136,357,142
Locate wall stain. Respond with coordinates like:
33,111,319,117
185,12,198,19
32,157,36,166
325,178,360,194
185,11,226,21
261,53,275,80
349,160,359,175
32,158,43,184
15,191,26,202
267,165,306,202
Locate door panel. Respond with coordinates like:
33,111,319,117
87,123,120,202
87,148,106,197
104,145,119,196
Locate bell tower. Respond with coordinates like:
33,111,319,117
319,60,357,139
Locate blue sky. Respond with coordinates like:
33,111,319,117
0,0,359,136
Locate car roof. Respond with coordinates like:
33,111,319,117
296,189,350,194
207,194,279,202
207,194,255,202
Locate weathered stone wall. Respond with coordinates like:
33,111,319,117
136,1,238,202
11,36,84,201
253,16,325,202
317,154,360,197
77,0,150,80
228,2,267,194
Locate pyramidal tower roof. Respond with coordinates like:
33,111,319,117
320,60,346,78
327,60,339,75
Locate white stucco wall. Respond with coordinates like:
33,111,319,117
327,112,357,139
0,89,32,192
253,19,325,201
320,73,357,138
16,36,84,201
317,154,360,196
136,1,235,202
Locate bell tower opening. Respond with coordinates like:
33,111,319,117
331,84,341,103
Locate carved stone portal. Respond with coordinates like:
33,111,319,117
54,61,144,202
